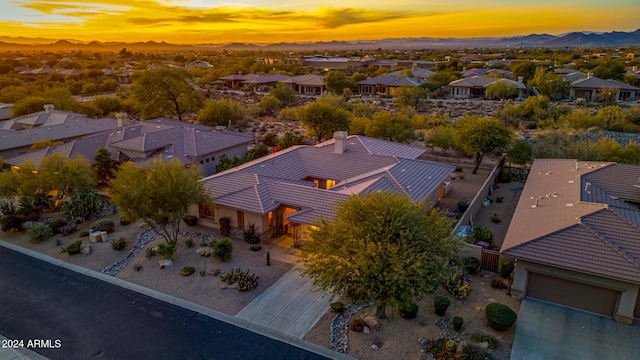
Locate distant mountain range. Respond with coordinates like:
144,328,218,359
0,29,639,52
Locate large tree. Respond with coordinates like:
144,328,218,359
324,70,353,94
529,68,570,99
130,68,204,121
454,115,512,174
365,111,415,143
197,98,245,127
109,158,211,245
300,191,459,318
297,101,351,142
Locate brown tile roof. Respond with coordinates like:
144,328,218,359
501,159,640,283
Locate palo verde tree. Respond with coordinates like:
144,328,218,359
454,115,512,174
108,157,211,245
297,100,352,142
130,68,204,121
300,191,459,318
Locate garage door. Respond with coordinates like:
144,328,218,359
526,272,618,317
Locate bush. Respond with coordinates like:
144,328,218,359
491,278,508,289
111,236,127,250
79,230,89,237
89,218,115,233
461,343,491,360
145,247,157,258
349,317,366,332
457,200,469,213
452,317,463,331
59,222,78,236
463,257,481,274
0,200,23,232
181,266,195,276
434,293,451,316
497,170,511,183
183,215,197,226
28,222,53,242
458,173,466,180
219,217,231,236
185,238,194,248
498,259,514,278
249,244,262,252
399,301,419,319
473,225,494,244
496,196,504,203
491,213,501,223
469,333,500,349
220,268,258,291
119,215,132,225
243,223,261,244
157,243,176,259
214,238,233,261
50,219,67,235
485,303,517,331
330,302,345,313
66,240,82,255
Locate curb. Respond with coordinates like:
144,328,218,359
0,240,355,360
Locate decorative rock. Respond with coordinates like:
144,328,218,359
363,326,370,334
329,301,373,353
196,247,212,256
478,341,489,350
80,244,92,255
371,344,378,350
364,316,380,329
159,259,173,267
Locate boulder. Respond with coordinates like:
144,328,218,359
371,344,378,351
80,244,92,255
363,326,370,334
159,260,173,267
364,316,380,330
196,247,213,257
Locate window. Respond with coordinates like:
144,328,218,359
206,158,210,163
200,160,203,164
203,205,214,218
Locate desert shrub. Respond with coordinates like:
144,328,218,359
473,225,494,244
214,238,233,261
50,219,67,235
496,196,504,203
219,217,231,236
157,243,176,259
425,338,455,359
434,293,451,316
59,222,78,236
461,343,492,360
261,132,279,146
330,301,345,313
491,213,501,223
185,238,194,248
243,223,261,244
458,173,466,180
183,215,197,226
399,301,419,319
89,218,115,233
455,166,463,172
28,222,53,242
0,200,23,232
66,240,82,255
79,230,89,237
111,236,127,250
249,244,262,252
220,268,258,291
349,317,366,332
469,333,500,349
63,188,104,221
463,257,481,274
180,266,195,276
497,170,511,183
491,278,508,289
452,316,463,331
145,247,157,258
457,200,469,213
485,303,517,331
498,258,515,278
119,215,132,225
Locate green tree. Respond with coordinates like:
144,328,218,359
94,148,118,183
324,70,353,94
278,132,306,150
300,191,459,318
109,158,211,245
38,154,97,209
258,95,281,116
485,81,518,100
394,86,430,110
30,139,63,151
365,111,415,143
197,99,245,127
593,60,626,81
130,68,204,121
508,139,533,166
270,82,298,106
454,115,512,174
511,62,537,85
529,68,570,99
426,126,456,155
63,188,104,221
91,96,123,116
297,101,352,142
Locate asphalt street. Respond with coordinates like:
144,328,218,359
0,246,329,360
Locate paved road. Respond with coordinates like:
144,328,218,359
0,246,330,360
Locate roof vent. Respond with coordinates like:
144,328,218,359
566,203,574,207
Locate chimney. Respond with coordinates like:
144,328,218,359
43,104,54,113
334,131,348,154
587,72,593,79
517,76,523,84
116,112,128,127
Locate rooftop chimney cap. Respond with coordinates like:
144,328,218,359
334,131,348,154
43,104,54,113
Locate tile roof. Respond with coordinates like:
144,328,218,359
202,134,455,224
571,77,640,91
501,159,640,283
356,75,422,87
449,76,525,89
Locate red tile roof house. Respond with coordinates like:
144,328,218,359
501,159,640,324
4,115,254,177
192,131,456,243
448,76,525,99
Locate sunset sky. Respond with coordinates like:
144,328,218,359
0,0,638,44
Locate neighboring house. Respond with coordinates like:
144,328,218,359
501,159,640,324
448,76,525,99
279,74,325,95
218,74,260,89
4,116,253,177
186,60,213,69
356,75,424,96
461,68,513,79
218,74,326,94
388,67,435,81
302,57,362,72
569,75,639,102
194,132,455,242
0,104,122,159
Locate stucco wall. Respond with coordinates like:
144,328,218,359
198,144,250,177
513,259,640,321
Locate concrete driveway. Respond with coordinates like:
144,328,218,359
511,298,640,360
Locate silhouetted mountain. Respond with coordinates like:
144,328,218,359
0,29,638,52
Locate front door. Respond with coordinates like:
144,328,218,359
237,210,244,230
